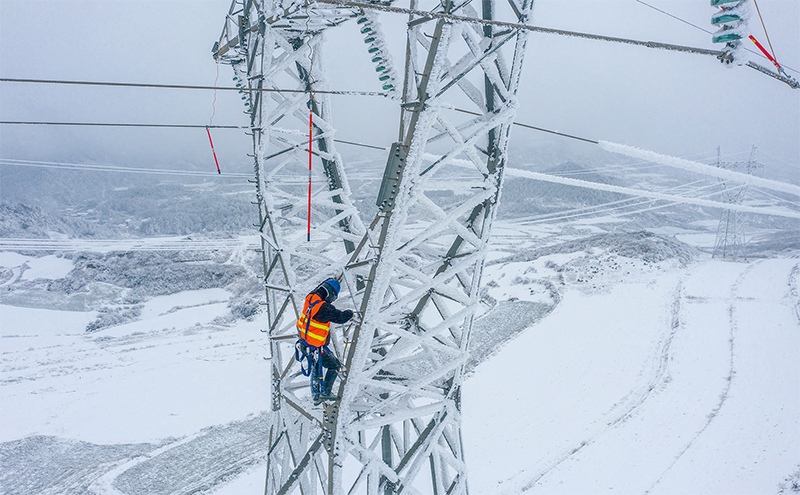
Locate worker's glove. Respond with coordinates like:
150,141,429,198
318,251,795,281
343,309,354,321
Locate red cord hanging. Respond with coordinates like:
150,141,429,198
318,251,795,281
307,109,313,242
206,126,221,174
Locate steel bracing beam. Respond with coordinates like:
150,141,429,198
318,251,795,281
214,0,532,493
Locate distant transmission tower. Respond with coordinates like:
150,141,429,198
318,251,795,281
213,0,532,493
712,145,760,260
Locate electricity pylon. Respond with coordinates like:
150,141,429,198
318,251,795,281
213,0,532,492
712,145,760,260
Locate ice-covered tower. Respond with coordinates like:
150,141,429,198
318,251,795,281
213,0,533,493
712,146,760,260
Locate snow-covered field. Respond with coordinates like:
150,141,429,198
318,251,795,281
1,222,798,494
464,256,800,494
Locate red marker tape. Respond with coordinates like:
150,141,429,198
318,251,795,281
206,127,221,174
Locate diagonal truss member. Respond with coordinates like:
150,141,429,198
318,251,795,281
213,0,532,493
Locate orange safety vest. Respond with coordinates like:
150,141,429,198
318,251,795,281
297,293,331,347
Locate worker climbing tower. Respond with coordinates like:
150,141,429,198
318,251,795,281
213,0,532,492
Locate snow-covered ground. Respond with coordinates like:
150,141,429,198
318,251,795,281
1,222,798,495
463,256,800,494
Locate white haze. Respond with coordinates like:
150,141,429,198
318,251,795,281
0,0,798,180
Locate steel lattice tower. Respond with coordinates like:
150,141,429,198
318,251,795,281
213,0,532,492
712,146,760,261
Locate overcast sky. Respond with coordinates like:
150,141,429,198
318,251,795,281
1,0,798,181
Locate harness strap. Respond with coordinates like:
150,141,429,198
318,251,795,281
303,298,323,342
295,338,334,382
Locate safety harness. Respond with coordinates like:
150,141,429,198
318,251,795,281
294,339,328,394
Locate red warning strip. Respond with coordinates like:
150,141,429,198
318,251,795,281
307,110,313,242
206,127,221,174
749,35,781,70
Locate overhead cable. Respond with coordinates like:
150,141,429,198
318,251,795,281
598,141,800,196
517,181,734,226
0,121,388,152
315,0,724,57
0,120,248,129
0,115,599,146
452,108,598,144
0,77,391,98
504,167,800,219
634,0,712,35
0,158,251,178
0,237,259,252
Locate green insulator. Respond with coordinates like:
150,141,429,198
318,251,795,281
710,0,742,6
379,75,391,81
382,84,394,90
711,13,740,25
712,32,742,43
364,36,376,43
361,26,373,34
372,56,383,63
375,66,386,72
368,47,379,53
357,17,368,24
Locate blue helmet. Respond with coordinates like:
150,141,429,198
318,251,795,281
320,278,340,302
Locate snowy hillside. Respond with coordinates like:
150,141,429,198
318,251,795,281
464,254,800,494
2,221,798,494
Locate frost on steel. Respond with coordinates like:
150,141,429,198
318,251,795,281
212,0,532,493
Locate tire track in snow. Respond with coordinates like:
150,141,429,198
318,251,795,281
644,261,759,493
501,275,687,494
88,433,205,495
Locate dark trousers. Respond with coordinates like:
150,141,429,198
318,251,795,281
312,347,341,396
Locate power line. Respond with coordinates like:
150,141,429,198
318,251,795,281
453,108,598,144
332,139,386,151
0,121,248,129
504,166,800,219
516,180,728,226
0,121,389,152
0,237,259,252
0,158,252,178
0,77,392,98
316,0,724,58
0,117,599,149
0,156,379,179
634,0,712,35
0,111,601,146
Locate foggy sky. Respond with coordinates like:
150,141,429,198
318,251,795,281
1,0,798,181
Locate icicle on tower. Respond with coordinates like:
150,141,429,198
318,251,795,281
213,0,532,492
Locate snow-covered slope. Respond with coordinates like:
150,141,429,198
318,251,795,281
463,257,800,494
1,225,798,494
